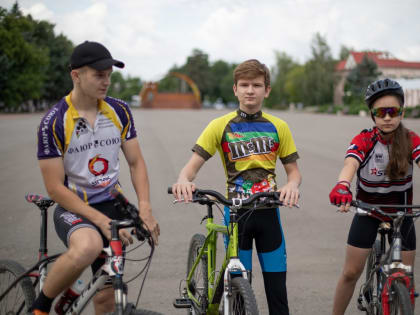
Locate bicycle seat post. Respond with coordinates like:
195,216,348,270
39,207,48,260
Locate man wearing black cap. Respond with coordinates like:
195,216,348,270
31,41,160,315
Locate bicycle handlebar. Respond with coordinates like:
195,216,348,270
168,187,284,208
350,200,420,218
111,189,151,242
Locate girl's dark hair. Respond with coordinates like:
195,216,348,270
386,122,411,179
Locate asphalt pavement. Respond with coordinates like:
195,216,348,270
0,109,419,314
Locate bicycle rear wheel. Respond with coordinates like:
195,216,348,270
388,280,413,315
225,277,258,314
0,259,36,315
186,233,208,315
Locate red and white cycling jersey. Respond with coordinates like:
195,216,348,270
346,127,420,209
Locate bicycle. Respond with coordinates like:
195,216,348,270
0,189,162,315
348,200,420,315
168,187,290,315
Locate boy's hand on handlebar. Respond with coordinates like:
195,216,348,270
172,181,196,203
329,183,352,212
277,182,300,208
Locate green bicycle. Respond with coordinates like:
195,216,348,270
168,187,285,315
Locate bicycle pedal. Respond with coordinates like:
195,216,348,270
357,296,367,311
173,298,193,308
357,304,367,312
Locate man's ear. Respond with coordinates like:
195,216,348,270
233,84,237,95
70,69,82,84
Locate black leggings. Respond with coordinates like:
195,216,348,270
263,271,289,315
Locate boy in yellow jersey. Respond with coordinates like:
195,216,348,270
172,59,302,315
31,41,159,315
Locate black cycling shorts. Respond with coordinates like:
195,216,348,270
54,200,125,274
347,214,416,250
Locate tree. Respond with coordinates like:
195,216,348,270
209,60,237,103
108,71,142,103
0,3,49,110
180,49,212,100
284,65,305,104
301,33,336,106
158,65,183,93
344,54,381,104
266,51,297,108
339,45,353,61
0,3,73,111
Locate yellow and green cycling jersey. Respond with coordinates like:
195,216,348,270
193,109,299,199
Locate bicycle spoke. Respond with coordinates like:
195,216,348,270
232,288,246,314
1,270,26,314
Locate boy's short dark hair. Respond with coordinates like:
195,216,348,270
233,59,270,88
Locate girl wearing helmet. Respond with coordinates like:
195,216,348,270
329,78,420,315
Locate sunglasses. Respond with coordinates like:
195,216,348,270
371,107,403,118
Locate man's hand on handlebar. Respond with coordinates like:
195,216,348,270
119,229,134,246
139,205,160,246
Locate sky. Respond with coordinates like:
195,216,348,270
2,0,420,81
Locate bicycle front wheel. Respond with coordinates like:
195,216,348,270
126,308,164,315
226,277,259,315
387,280,413,315
362,240,382,314
0,259,36,315
186,233,208,315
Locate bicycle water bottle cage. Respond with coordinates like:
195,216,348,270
231,198,243,210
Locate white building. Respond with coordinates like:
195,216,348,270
335,51,420,107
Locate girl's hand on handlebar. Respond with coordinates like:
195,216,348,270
172,181,196,203
329,182,352,212
277,182,300,208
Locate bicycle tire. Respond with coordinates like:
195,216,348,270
125,308,164,315
387,280,413,315
224,277,258,314
362,240,382,314
0,259,36,315
186,233,208,315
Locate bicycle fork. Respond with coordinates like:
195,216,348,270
222,258,249,314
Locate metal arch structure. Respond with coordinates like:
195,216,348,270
168,72,201,104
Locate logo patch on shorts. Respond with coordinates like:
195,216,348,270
61,212,83,225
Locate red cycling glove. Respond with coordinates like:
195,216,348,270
329,182,352,205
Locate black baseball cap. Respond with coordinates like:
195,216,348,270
70,41,124,70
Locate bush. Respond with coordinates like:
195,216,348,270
404,105,420,118
346,101,367,115
317,104,344,114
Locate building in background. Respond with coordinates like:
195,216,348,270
335,51,420,107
